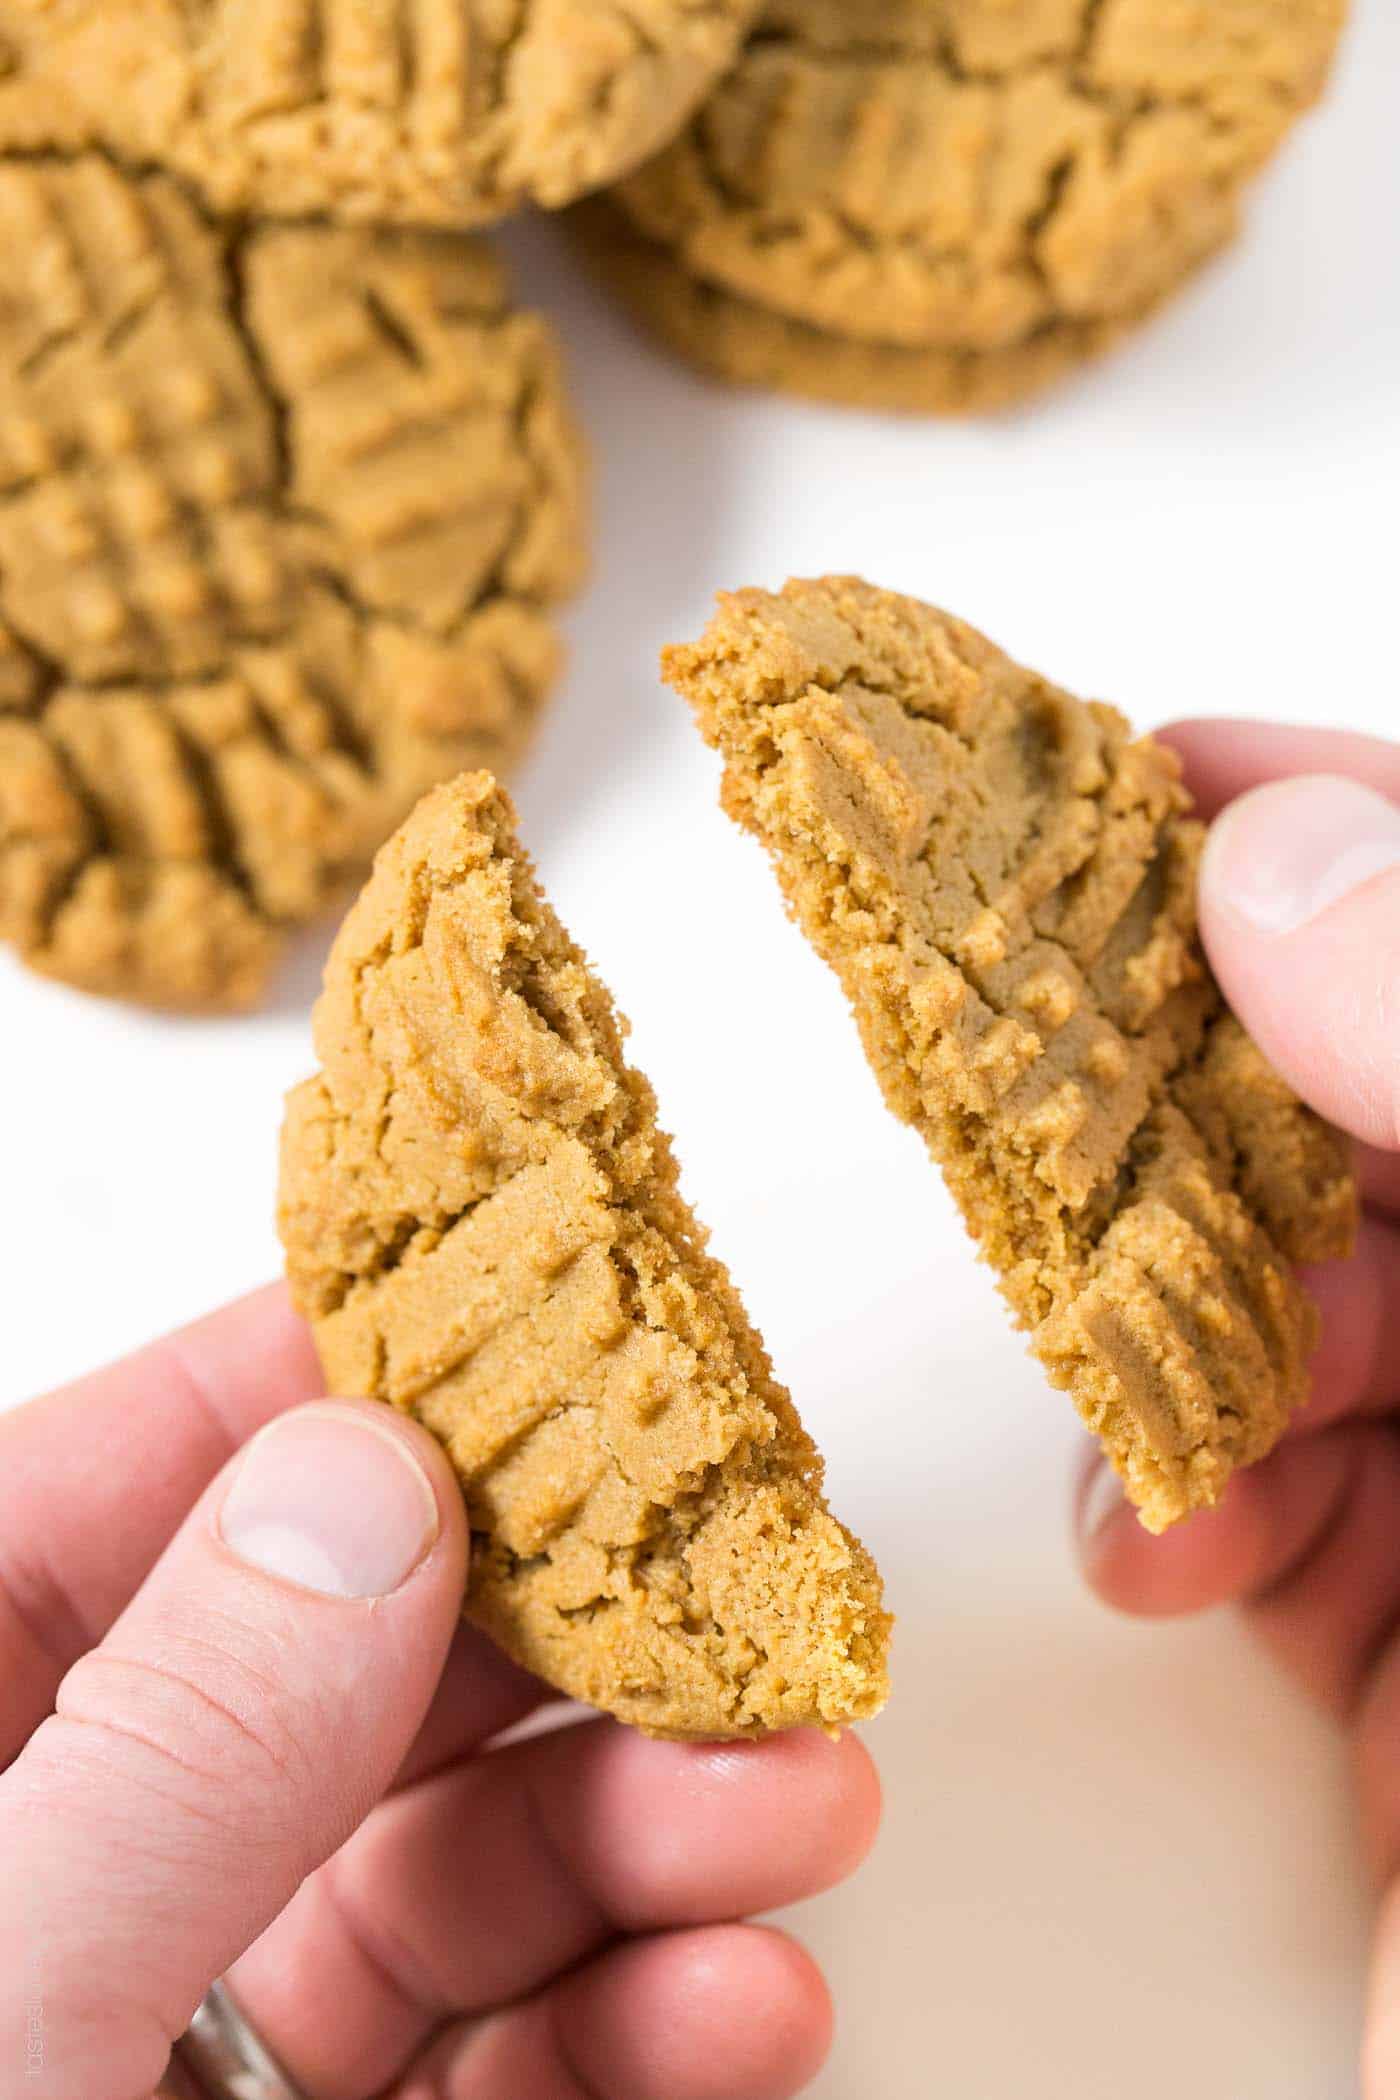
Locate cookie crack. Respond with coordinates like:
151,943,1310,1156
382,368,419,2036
220,228,294,499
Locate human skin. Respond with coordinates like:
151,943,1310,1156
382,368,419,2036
1075,721,1400,2099
0,1290,881,2100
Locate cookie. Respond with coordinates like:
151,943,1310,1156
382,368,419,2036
573,195,1131,414
279,773,891,1738
0,0,761,227
586,0,1347,405
0,156,586,1011
665,578,1356,1531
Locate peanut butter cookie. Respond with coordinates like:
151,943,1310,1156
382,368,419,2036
0,0,760,227
573,194,1130,414
0,156,586,1010
583,0,1348,409
279,773,891,1737
666,578,1356,1530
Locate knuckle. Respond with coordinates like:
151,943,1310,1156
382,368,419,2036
0,1547,92,1703
53,1639,315,1839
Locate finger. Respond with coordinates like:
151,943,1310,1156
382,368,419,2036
1355,1628,1400,1894
402,1926,832,2100
224,1626,553,2100
0,1401,468,2100
1076,1430,1358,1621
1195,773,1400,1149
1078,1211,1400,1614
390,1619,545,1792
229,1722,879,2100
1083,1425,1400,1716
0,1285,322,1762
1364,1878,1400,2100
1155,719,1400,823
1354,1142,1400,1220
1297,1216,1400,1433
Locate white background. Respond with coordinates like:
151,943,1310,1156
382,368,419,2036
4,8,1399,2095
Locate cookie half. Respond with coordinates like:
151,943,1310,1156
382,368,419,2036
279,773,891,1738
0,156,586,1010
0,0,761,227
665,577,1356,1531
586,0,1347,405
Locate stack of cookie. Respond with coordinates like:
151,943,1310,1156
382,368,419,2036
577,0,1350,412
0,0,761,1009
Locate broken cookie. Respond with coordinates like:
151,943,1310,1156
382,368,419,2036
0,0,761,227
278,772,891,1737
0,156,586,1010
665,577,1356,1531
581,0,1348,410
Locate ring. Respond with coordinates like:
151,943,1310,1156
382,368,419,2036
159,1981,307,2100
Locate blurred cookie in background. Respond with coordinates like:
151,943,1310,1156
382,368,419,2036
0,156,587,1011
0,0,762,225
577,0,1350,410
572,192,1130,414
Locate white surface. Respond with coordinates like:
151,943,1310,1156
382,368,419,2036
4,9,1398,2095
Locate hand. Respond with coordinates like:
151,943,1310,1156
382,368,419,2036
0,1290,880,2100
1074,722,1400,2097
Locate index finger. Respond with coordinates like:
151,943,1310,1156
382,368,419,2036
1078,1213,1400,1628
1156,718,1400,822
0,1283,322,1764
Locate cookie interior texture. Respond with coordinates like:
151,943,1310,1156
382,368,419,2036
0,0,761,226
0,155,586,1010
583,0,1347,408
279,773,891,1737
665,577,1356,1531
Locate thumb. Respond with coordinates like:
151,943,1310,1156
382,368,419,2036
1198,772,1400,1150
0,1399,468,2100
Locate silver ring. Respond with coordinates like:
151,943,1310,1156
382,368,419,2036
160,1981,307,2100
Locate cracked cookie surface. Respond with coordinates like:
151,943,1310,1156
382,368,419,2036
0,0,761,227
279,773,891,1737
585,0,1347,404
665,577,1356,1530
0,154,586,1010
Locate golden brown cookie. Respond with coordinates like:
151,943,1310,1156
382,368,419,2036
665,578,1356,1531
0,0,761,227
0,156,586,1011
573,195,1132,414
279,773,891,1737
585,0,1347,406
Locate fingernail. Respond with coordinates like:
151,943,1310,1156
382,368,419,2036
1078,1460,1127,1548
1203,775,1400,936
219,1404,439,1599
